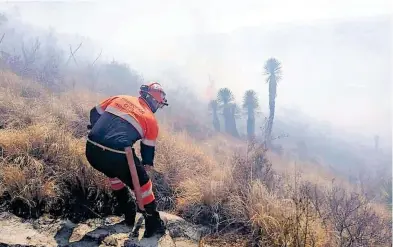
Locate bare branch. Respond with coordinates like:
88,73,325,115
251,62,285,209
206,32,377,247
32,38,40,54
69,45,77,65
91,49,102,67
65,42,83,65
21,41,27,62
30,38,40,64
0,33,5,44
21,37,41,66
74,42,82,53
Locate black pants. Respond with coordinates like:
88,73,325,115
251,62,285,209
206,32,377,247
85,141,150,190
85,141,165,236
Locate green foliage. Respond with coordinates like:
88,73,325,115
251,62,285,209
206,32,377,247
216,87,239,137
217,88,235,105
242,90,259,110
264,58,282,83
242,90,259,139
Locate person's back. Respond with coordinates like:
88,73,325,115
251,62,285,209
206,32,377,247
88,95,158,151
84,83,168,238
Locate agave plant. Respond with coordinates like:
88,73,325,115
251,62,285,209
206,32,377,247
217,88,239,137
242,90,259,139
208,99,220,132
264,58,282,145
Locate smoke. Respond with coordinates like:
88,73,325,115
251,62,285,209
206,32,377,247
0,1,391,151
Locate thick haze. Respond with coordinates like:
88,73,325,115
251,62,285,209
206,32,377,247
0,0,392,142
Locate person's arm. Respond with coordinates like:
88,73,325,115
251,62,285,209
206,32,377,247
88,96,117,129
140,121,158,170
88,107,100,129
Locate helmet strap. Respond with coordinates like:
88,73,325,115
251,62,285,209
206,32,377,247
140,94,159,113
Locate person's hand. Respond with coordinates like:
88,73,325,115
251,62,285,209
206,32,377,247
144,165,153,172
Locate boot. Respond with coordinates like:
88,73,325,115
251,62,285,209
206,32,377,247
113,187,136,226
142,201,166,238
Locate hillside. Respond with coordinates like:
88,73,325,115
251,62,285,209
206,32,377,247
0,9,391,246
0,70,391,246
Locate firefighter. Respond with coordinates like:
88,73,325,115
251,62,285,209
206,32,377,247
84,82,168,238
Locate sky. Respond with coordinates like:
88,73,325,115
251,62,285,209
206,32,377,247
1,0,391,37
0,0,392,140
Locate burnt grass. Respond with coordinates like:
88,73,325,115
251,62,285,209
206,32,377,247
0,170,182,224
0,183,117,223
0,169,249,241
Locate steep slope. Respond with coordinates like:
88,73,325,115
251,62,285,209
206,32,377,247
0,70,391,246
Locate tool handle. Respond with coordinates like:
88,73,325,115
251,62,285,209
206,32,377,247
125,146,145,211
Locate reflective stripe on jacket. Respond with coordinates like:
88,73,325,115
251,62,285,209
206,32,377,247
97,95,158,145
91,95,158,165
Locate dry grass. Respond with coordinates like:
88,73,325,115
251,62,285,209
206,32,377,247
0,70,391,246
0,123,110,218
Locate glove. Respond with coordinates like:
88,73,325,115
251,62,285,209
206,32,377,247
144,165,153,172
142,160,153,167
141,160,153,172
87,124,92,130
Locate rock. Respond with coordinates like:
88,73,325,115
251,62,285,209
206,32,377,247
0,212,215,247
0,213,57,246
124,233,176,247
0,244,36,247
102,235,119,246
161,212,210,240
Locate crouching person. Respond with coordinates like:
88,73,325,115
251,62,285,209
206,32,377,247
84,82,168,238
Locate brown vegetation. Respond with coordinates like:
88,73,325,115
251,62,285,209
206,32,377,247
0,70,391,246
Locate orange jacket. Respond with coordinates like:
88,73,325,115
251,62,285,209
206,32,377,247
92,95,158,165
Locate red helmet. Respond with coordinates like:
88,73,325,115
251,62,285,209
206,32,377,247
139,82,168,109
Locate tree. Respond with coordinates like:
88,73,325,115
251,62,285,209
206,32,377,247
217,88,239,137
208,99,220,132
264,58,282,146
242,90,259,140
229,102,240,137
